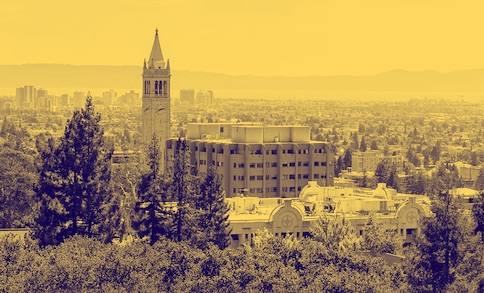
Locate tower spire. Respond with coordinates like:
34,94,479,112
148,28,165,69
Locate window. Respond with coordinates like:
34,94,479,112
233,176,236,181
255,150,262,155
289,162,295,167
257,163,263,168
289,174,296,180
321,162,327,166
298,174,302,179
220,126,224,132
289,187,295,192
256,188,263,193
282,162,288,167
271,162,277,167
314,162,320,166
155,81,158,94
250,163,256,168
257,175,263,180
238,163,245,168
303,162,309,167
271,175,277,180
266,175,270,180
283,175,289,180
231,234,239,241
282,187,288,192
233,163,237,168
288,149,294,154
271,150,277,155
250,176,256,181
314,174,320,179
303,174,309,179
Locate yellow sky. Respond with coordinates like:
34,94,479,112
1,0,484,76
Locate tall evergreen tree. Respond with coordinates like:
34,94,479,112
359,136,367,152
171,138,198,243
474,168,484,191
195,168,231,249
343,148,352,169
408,192,473,292
34,96,113,246
134,134,172,245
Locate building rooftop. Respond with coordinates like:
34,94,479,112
227,181,431,222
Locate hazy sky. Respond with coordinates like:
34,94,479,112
1,0,484,76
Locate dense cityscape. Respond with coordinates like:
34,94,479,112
2,2,484,291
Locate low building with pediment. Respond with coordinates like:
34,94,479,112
227,181,431,247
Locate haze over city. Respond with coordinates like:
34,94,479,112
2,0,484,77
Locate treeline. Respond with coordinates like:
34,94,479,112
0,97,231,249
2,194,484,292
2,98,484,292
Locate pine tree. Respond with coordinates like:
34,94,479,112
195,168,232,249
34,95,113,246
472,191,484,241
134,135,172,245
408,192,473,292
370,140,378,150
475,168,484,191
359,136,367,152
343,148,352,169
171,138,198,243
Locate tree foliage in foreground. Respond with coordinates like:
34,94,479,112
407,192,475,292
34,96,114,246
135,138,231,249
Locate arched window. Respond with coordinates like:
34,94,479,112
163,81,167,95
155,81,158,94
159,80,163,95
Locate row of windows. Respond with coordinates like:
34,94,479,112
234,174,331,181
213,148,328,155
233,161,329,168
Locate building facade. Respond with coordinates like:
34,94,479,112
226,181,431,248
351,150,404,173
166,123,335,198
142,29,171,159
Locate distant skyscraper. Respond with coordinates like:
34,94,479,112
142,29,171,155
180,89,195,105
196,90,214,104
16,85,36,108
103,89,117,106
73,92,84,108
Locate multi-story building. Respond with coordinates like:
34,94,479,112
16,85,36,108
195,89,214,104
226,181,431,247
351,150,404,173
180,89,195,105
72,92,85,108
166,123,335,198
103,89,117,107
142,29,171,160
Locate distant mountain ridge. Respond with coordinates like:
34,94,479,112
1,64,484,93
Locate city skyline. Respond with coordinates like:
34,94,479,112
2,1,484,76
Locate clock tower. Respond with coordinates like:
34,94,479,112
142,29,171,158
